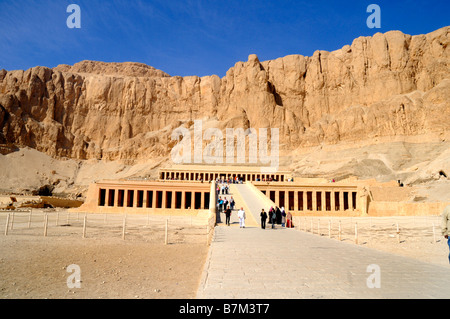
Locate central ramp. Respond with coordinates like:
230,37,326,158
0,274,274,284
198,224,450,299
215,183,276,228
229,183,275,227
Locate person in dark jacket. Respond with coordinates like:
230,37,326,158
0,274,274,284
275,206,282,224
268,207,274,224
260,209,268,229
225,206,232,226
271,210,277,229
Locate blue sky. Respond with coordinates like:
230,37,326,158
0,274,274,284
0,0,448,77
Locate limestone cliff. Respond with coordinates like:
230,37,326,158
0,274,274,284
0,27,448,165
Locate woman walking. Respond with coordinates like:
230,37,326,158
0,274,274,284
286,211,293,228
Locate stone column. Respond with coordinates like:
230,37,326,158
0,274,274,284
162,191,167,209
331,190,336,212
133,189,138,208
190,192,195,210
171,191,176,209
275,190,280,207
105,189,110,207
115,189,120,207
151,190,156,209
201,192,205,210
312,191,317,212
349,191,354,211
303,191,307,211
321,191,326,211
124,189,129,208
181,191,186,209
294,191,299,212
339,191,344,211
142,190,147,208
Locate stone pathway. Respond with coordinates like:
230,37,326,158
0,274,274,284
198,184,450,299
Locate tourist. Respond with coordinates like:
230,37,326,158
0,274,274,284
281,209,286,227
218,197,224,213
260,209,267,229
286,211,293,228
275,206,281,224
268,206,274,224
225,206,232,226
238,207,246,228
271,209,277,229
230,196,235,210
442,205,450,263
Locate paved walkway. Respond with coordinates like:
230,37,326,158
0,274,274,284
198,184,450,299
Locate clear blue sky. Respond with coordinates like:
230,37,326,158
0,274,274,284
0,0,448,77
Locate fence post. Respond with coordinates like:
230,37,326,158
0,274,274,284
396,222,400,244
56,212,59,226
354,222,358,244
44,214,48,237
328,219,331,238
338,220,341,241
4,214,10,236
82,214,87,238
28,210,32,229
11,212,14,230
122,214,126,240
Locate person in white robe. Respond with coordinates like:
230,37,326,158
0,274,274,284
238,207,246,228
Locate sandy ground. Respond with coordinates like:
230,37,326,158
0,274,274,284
0,211,209,299
0,236,207,299
293,215,450,267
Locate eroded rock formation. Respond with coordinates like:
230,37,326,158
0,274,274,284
0,27,448,164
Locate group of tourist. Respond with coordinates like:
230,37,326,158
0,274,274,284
216,196,235,213
216,184,230,196
216,177,243,184
259,206,293,229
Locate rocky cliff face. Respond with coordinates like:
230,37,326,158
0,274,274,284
0,27,449,165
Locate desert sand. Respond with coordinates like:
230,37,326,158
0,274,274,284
0,211,209,299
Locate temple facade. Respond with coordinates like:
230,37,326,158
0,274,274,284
79,180,215,215
75,166,373,216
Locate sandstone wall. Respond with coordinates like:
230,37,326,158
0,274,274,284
0,27,448,164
